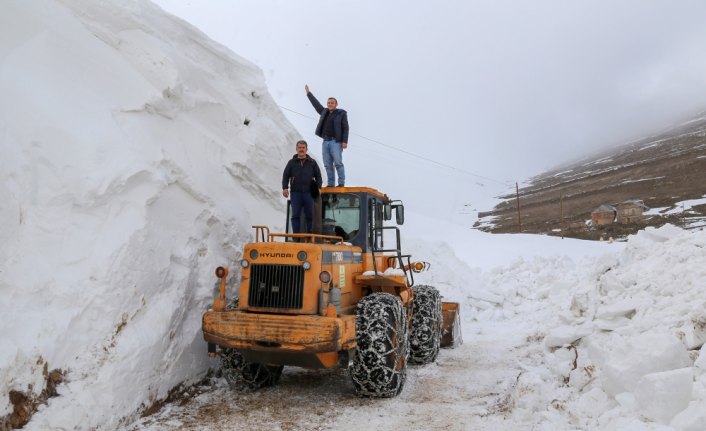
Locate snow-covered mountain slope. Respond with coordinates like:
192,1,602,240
477,112,706,238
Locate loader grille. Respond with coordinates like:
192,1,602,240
248,264,304,309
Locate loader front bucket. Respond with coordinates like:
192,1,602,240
440,302,462,348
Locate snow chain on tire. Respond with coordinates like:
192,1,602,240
220,348,283,390
219,300,283,390
350,292,409,397
409,285,442,364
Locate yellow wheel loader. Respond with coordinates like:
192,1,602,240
202,186,462,397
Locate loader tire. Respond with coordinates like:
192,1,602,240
350,293,408,398
220,348,283,390
409,285,442,364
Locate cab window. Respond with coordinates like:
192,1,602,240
322,193,360,240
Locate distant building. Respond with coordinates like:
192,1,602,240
616,200,649,224
591,204,617,225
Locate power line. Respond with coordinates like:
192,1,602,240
279,105,512,186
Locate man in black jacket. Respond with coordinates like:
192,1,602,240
305,84,349,187
282,140,323,233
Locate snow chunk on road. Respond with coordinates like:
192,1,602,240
588,333,692,396
544,324,594,348
670,400,706,431
695,346,706,371
635,368,693,424
595,298,642,319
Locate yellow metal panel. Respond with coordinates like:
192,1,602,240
354,273,407,287
203,311,356,353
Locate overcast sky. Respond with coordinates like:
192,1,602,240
151,0,706,221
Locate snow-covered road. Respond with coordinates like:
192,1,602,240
122,321,533,431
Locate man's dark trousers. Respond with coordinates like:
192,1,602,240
290,191,314,233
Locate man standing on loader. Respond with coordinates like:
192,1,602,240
304,84,349,187
282,140,323,233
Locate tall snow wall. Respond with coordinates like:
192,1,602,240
0,0,298,428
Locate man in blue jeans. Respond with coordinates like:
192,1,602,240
305,84,349,187
282,140,323,233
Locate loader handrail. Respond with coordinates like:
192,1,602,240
370,226,414,286
386,254,416,287
252,226,344,243
252,225,270,242
269,232,345,243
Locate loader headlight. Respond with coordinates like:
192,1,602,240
249,249,259,260
302,261,311,270
297,251,307,261
319,271,331,283
240,259,249,268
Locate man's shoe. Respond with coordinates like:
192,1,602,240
337,184,345,187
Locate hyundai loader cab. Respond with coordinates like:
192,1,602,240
202,186,461,397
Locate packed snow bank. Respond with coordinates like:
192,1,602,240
409,224,706,429
0,0,299,428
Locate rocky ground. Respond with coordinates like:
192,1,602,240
475,112,706,240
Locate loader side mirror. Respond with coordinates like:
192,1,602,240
383,203,392,220
395,204,404,225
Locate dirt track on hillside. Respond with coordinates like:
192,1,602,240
476,115,706,239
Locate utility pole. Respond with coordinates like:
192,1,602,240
515,182,522,233
560,194,564,239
